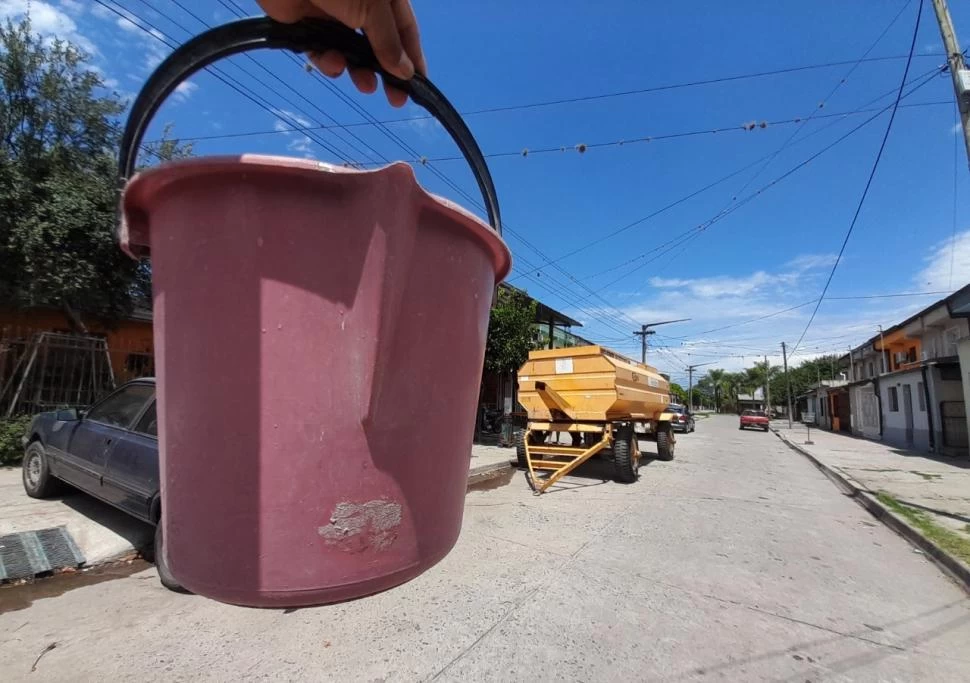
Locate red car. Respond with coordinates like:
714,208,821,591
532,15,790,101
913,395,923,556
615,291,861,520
739,410,770,432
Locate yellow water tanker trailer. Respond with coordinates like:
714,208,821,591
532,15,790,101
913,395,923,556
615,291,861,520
516,345,673,494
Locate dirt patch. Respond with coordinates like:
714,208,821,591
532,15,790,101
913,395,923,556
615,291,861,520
467,466,514,492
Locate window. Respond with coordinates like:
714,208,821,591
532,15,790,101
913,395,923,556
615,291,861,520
134,402,157,437
917,383,926,412
888,386,899,412
907,347,917,363
86,384,154,429
867,362,874,378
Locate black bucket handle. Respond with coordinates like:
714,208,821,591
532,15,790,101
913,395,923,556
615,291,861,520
118,16,501,235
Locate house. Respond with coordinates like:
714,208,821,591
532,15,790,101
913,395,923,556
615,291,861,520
797,380,848,429
476,285,587,443
737,388,765,413
0,305,155,415
836,285,970,455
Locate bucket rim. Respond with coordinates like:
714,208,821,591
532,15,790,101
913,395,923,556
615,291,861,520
121,154,512,282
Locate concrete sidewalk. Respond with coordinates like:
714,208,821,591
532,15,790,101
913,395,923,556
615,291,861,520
0,445,515,574
773,421,970,589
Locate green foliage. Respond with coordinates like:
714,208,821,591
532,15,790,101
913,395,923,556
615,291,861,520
668,382,687,403
0,415,31,466
484,288,538,374
0,18,191,326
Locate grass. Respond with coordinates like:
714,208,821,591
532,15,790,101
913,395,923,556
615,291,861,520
876,492,970,566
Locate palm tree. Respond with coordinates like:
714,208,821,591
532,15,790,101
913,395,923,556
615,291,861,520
705,368,726,413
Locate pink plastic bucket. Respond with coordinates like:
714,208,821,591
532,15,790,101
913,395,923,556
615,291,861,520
118,19,510,606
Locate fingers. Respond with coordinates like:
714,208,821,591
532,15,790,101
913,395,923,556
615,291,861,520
384,81,408,108
361,0,414,80
311,50,347,78
391,0,426,76
349,67,378,94
258,0,328,22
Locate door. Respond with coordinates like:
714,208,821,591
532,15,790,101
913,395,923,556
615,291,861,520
902,384,914,446
102,400,159,521
60,383,154,495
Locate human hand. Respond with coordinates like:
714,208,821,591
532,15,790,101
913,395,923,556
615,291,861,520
257,0,426,108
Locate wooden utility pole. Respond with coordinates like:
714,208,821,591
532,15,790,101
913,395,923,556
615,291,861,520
764,355,771,421
782,342,793,429
633,318,691,364
931,0,970,170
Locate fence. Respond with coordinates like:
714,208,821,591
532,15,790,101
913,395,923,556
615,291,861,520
0,326,154,417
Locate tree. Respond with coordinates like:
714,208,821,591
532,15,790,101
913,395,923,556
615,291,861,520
669,382,687,404
705,368,726,412
0,19,190,329
484,287,538,374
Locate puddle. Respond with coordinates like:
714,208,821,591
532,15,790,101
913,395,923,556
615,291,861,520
467,467,515,492
0,560,151,614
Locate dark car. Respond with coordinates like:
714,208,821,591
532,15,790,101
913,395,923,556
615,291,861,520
665,403,695,433
21,379,181,591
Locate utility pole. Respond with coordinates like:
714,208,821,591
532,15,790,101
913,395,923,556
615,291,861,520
878,325,886,373
782,342,793,429
764,355,771,420
848,346,855,381
633,318,691,364
686,361,714,412
931,0,970,170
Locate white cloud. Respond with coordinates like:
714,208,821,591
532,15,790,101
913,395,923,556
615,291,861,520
914,229,970,291
784,253,837,272
272,108,313,129
287,135,313,157
107,5,168,69
0,0,94,53
173,80,198,102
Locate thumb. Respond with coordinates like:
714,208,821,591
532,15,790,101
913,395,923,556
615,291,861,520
362,1,414,80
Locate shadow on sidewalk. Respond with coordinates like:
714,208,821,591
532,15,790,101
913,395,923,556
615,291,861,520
886,448,970,469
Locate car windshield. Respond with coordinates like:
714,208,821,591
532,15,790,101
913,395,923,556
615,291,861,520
743,410,766,417
667,405,684,414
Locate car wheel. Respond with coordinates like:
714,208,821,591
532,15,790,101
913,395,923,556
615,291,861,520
154,523,190,594
22,441,64,499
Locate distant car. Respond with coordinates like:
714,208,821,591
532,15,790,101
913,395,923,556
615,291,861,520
665,403,695,433
739,409,770,432
20,379,183,591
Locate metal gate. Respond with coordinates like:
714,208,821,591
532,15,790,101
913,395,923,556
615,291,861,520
941,401,968,449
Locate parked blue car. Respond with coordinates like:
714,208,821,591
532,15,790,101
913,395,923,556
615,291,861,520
21,378,182,590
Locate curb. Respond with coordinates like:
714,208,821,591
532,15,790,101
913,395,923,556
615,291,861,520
773,429,970,595
466,461,513,488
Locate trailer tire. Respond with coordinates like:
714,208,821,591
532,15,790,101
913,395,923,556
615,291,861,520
515,430,528,469
656,426,674,461
613,426,638,483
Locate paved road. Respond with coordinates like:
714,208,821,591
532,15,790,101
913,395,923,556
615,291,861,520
2,416,969,681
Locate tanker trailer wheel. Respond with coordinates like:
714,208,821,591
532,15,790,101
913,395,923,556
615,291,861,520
612,426,639,483
656,424,675,461
516,430,547,469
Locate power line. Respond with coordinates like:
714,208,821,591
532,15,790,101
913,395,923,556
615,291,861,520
571,68,941,305
163,0,387,165
95,0,359,165
791,0,924,356
145,98,950,147
514,63,947,286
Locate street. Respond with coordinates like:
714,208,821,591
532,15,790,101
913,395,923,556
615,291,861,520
2,415,970,681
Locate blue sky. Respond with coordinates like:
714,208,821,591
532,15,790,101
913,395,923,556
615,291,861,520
6,0,970,384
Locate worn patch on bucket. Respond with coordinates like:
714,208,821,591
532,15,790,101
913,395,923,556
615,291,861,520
318,500,402,553
0,527,85,581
